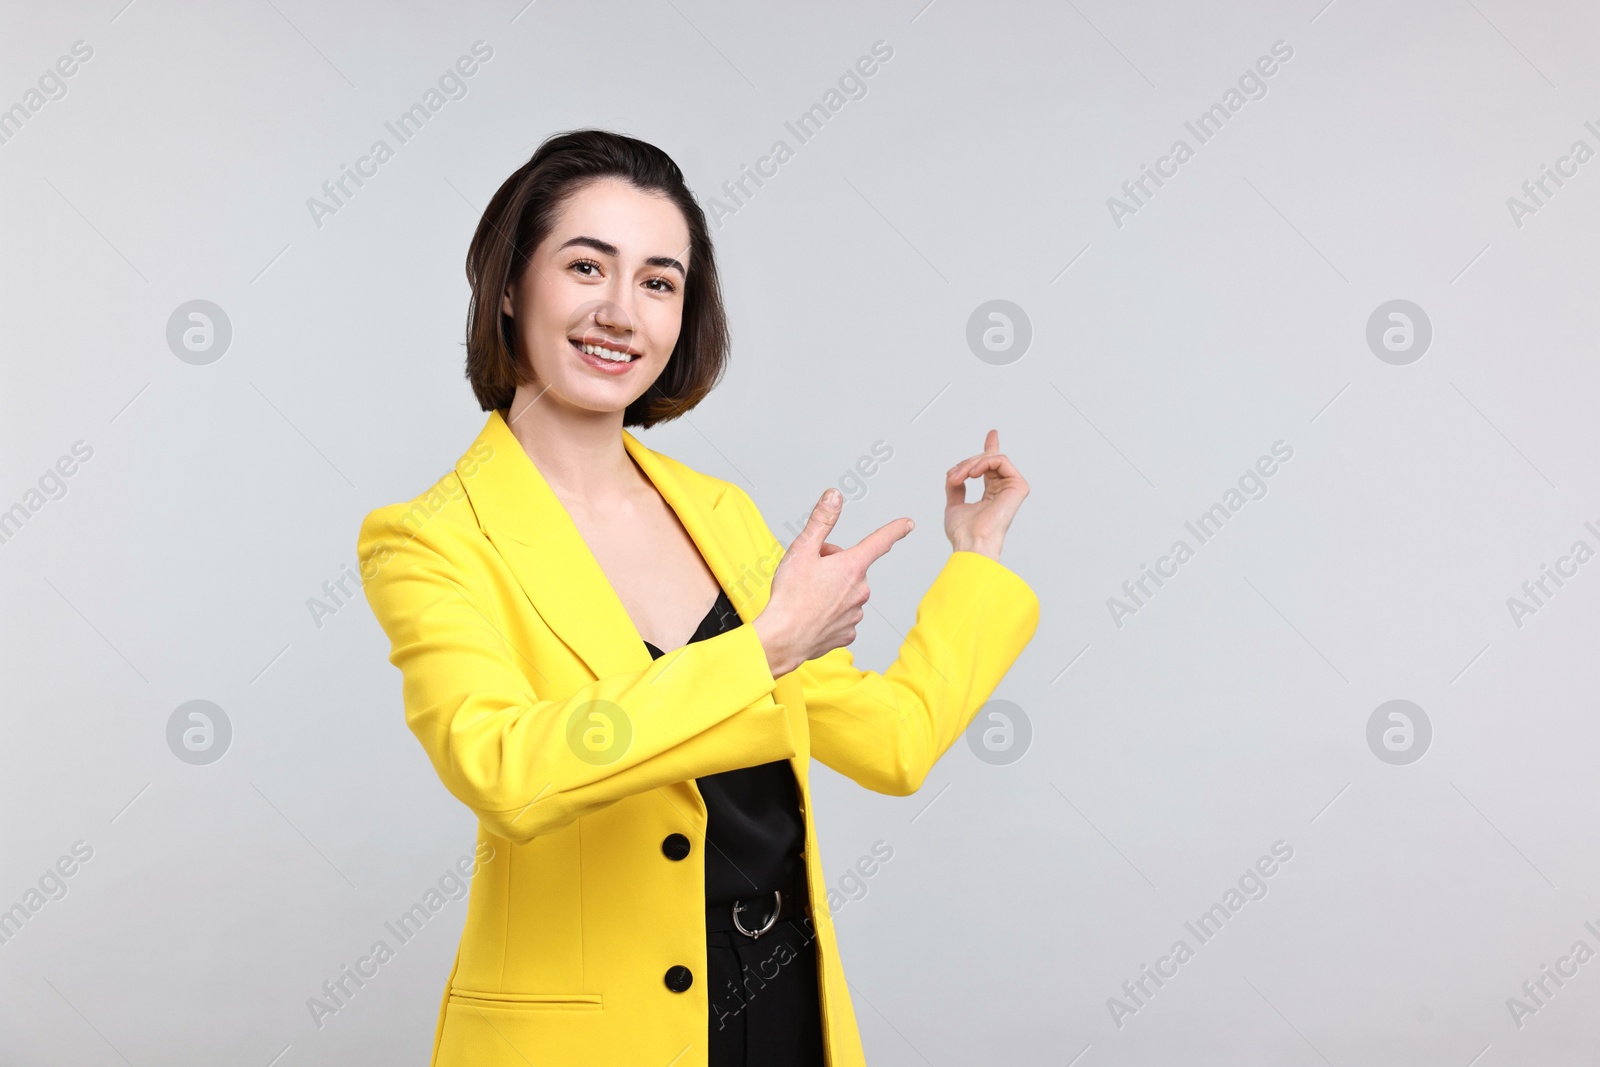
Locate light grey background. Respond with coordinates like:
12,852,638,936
3,1,1597,1063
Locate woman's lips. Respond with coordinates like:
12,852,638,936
570,338,640,374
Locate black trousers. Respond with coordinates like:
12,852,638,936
706,913,826,1066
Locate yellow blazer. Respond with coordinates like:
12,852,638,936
357,409,1040,1066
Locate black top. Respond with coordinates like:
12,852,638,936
642,588,806,906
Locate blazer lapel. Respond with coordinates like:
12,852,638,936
456,409,755,685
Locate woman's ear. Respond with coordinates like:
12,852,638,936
501,283,516,319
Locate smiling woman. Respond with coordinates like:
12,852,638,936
358,128,1039,1067
463,133,729,430
502,202,684,378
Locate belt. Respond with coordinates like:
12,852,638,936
705,878,810,939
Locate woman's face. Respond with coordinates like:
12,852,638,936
502,176,690,415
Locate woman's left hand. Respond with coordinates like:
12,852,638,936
944,429,1029,561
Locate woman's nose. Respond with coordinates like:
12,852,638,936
592,294,634,334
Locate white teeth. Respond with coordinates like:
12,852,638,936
580,342,633,362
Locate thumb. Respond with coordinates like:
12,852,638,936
791,488,843,556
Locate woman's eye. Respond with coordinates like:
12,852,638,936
569,259,673,292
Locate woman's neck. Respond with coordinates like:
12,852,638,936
502,388,640,510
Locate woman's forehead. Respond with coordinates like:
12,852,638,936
550,179,690,261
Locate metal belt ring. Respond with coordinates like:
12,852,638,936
731,890,781,939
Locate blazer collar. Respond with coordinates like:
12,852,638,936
457,409,748,682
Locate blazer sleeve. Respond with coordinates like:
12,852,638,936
357,506,797,846
726,486,1042,796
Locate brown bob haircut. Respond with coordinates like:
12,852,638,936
463,128,729,429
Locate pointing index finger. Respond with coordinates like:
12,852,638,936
846,516,915,569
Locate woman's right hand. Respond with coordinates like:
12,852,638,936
752,488,915,678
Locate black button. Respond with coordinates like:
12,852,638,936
664,965,693,992
661,833,691,861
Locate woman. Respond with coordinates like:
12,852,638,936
357,129,1040,1067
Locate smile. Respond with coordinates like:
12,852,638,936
569,338,641,364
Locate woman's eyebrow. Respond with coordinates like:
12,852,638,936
556,235,686,278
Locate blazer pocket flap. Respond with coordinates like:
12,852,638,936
449,987,603,1011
